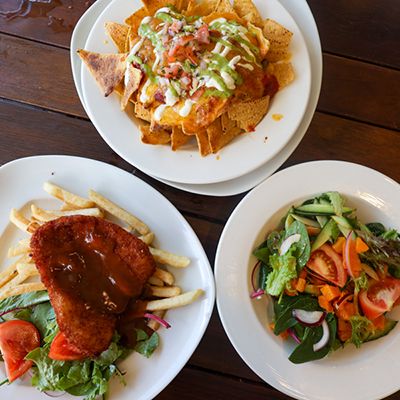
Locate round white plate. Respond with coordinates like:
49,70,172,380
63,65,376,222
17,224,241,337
0,155,215,400
81,0,311,184
215,160,400,400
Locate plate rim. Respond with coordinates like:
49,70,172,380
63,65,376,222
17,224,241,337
80,0,312,185
0,154,216,400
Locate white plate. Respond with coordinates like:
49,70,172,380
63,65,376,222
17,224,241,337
80,0,311,184
215,160,400,400
0,155,215,400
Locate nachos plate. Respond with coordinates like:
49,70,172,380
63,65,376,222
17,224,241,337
80,0,311,184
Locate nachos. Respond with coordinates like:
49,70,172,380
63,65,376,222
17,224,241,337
78,0,294,156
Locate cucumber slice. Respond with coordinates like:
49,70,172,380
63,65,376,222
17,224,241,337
311,219,339,252
367,319,397,342
331,216,353,237
285,213,294,230
291,214,320,228
294,204,353,216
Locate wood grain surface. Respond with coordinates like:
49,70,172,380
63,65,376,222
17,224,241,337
0,0,399,399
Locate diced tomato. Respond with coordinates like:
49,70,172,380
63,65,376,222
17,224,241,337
49,332,87,361
0,320,40,382
359,277,400,320
307,244,348,287
163,64,180,78
344,232,362,278
194,24,210,44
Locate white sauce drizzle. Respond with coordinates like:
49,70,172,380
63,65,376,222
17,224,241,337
220,71,235,90
205,77,225,92
154,104,168,121
179,99,195,117
165,87,178,106
237,63,254,70
141,16,152,24
139,79,151,103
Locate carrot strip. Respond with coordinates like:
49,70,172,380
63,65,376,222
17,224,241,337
332,236,346,254
355,237,369,253
318,295,333,312
321,285,341,301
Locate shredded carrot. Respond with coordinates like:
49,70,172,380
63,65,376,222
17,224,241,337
318,295,333,312
336,299,356,321
280,330,289,340
338,318,352,342
295,278,306,292
332,236,346,254
372,315,385,330
355,237,369,253
321,285,341,302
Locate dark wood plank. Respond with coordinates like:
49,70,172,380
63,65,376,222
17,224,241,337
308,0,400,69
0,98,129,170
0,34,86,118
2,34,398,130
0,0,94,48
320,54,400,130
156,367,287,400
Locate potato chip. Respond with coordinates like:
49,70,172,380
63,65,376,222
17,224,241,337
267,61,294,89
228,95,270,131
105,22,130,53
195,129,212,156
121,65,142,110
140,124,171,145
263,18,293,62
233,0,263,27
171,126,190,151
77,50,127,97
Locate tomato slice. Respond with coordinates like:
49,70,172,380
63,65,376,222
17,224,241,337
344,232,362,278
0,320,40,382
359,277,400,320
307,244,347,287
48,332,87,361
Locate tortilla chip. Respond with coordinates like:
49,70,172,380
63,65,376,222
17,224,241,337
203,11,243,25
195,129,212,156
207,116,241,153
176,0,190,12
125,7,149,33
233,0,263,27
134,102,152,122
142,0,176,14
140,124,171,145
227,96,270,132
105,22,129,53
214,0,236,14
121,65,142,110
77,50,127,97
263,19,293,62
185,0,218,16
171,126,190,150
248,23,270,59
267,62,294,89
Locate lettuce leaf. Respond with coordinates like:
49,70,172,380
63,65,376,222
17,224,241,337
134,329,159,358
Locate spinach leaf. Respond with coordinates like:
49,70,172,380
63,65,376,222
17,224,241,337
258,262,272,291
253,240,270,264
381,229,399,240
366,222,386,236
0,291,49,315
285,221,310,268
273,295,321,335
289,313,337,364
134,329,159,358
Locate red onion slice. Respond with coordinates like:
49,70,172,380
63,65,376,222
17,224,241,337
280,234,301,255
313,320,329,351
292,309,326,327
43,391,65,398
250,289,265,299
288,327,301,344
250,260,261,292
144,313,171,329
0,307,26,318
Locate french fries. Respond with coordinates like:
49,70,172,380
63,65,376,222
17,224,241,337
1,182,203,337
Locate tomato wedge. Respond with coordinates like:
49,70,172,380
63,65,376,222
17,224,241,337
0,320,40,382
49,332,87,361
344,232,362,278
307,244,347,287
359,277,400,320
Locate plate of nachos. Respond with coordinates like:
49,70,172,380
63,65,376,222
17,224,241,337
79,0,311,184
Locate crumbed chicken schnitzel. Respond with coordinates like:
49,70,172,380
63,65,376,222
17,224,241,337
30,215,156,356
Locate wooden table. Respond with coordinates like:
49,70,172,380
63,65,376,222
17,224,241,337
0,1,399,399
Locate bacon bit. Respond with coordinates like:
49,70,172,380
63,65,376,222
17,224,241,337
154,90,165,103
247,125,256,132
194,24,210,44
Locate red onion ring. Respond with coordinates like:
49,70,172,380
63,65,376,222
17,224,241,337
288,327,301,344
250,289,265,299
144,313,171,329
250,260,261,292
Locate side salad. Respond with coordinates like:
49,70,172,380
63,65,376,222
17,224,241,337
251,192,400,364
0,291,159,399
